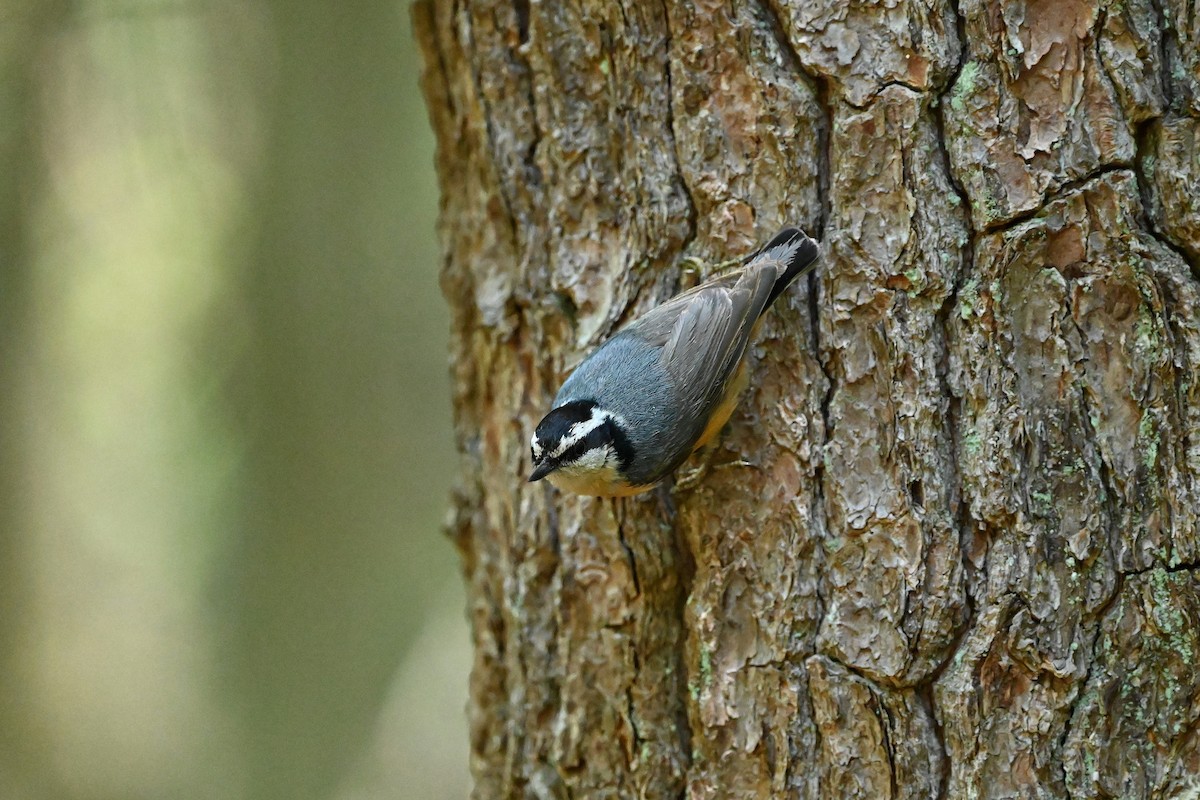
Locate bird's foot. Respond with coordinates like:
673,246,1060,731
672,461,710,493
679,255,745,286
672,454,754,494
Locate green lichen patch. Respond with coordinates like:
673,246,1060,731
958,278,980,321
1064,569,1200,796
950,61,981,114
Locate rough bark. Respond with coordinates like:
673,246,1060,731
414,0,1200,797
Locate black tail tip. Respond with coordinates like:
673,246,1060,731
788,232,820,270
758,227,821,306
760,227,804,250
757,227,820,270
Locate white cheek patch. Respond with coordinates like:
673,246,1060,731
558,444,617,475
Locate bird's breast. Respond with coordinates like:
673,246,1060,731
547,463,655,497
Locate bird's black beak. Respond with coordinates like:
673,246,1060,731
528,461,555,482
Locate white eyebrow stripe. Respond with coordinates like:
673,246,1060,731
550,408,625,458
552,415,604,457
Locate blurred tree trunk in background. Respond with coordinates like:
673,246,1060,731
0,3,67,795
416,0,1200,797
1,2,462,799
229,2,453,800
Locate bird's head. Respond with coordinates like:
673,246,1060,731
529,400,633,494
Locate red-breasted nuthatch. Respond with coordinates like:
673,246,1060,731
530,227,821,496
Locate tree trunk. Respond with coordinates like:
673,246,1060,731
414,0,1200,797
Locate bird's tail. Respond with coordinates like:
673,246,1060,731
748,227,821,308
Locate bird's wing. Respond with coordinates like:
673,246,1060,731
628,227,811,345
623,261,777,426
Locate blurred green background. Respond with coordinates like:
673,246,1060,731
1,2,468,799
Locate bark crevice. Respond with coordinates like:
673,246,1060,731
657,0,698,269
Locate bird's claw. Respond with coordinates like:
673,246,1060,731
672,461,710,493
671,456,755,493
679,255,745,283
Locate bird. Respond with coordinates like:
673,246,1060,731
528,226,821,497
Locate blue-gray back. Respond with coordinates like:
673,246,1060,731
554,333,686,485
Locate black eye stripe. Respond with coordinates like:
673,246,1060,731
553,420,636,471
556,427,608,465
